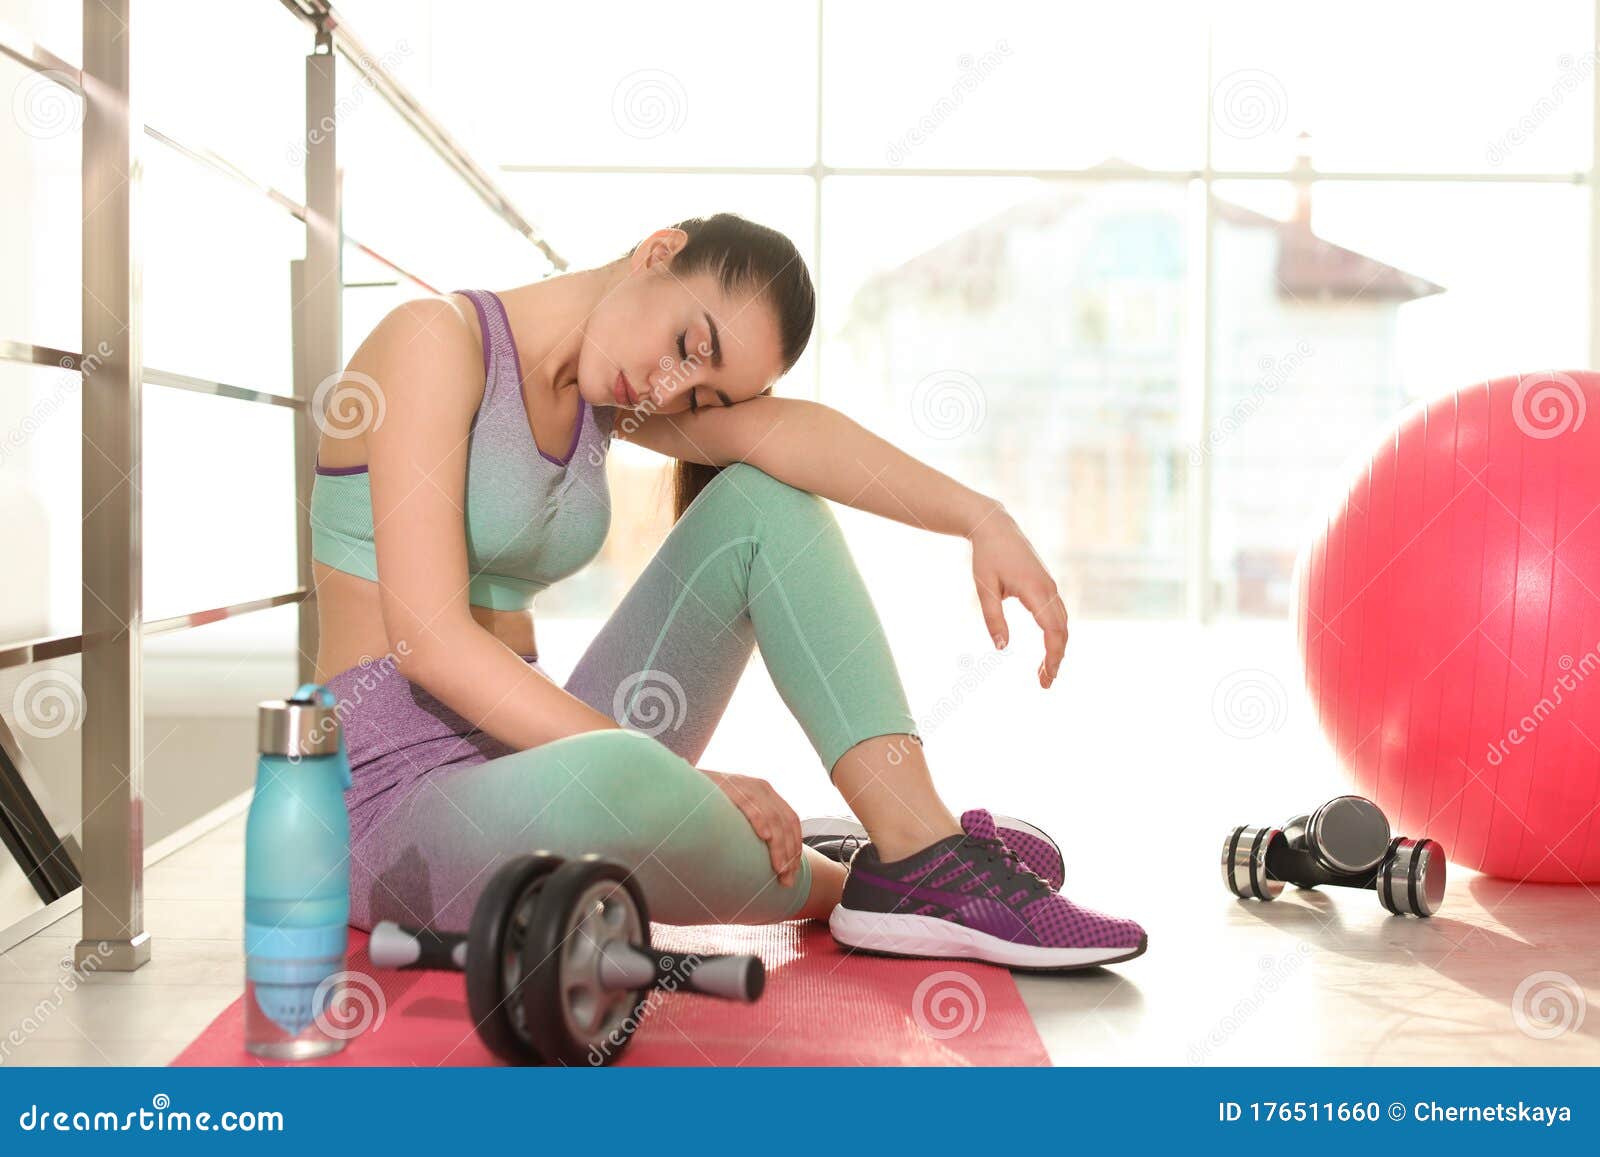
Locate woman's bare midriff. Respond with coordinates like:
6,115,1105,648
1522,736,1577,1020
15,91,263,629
311,560,537,684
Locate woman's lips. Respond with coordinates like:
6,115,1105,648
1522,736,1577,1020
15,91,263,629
613,371,637,407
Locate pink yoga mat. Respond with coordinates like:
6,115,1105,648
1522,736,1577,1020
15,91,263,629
172,922,1049,1067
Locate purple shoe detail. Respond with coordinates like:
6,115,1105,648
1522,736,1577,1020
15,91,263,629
828,809,1146,970
951,897,1038,944
994,822,1065,892
955,810,1141,950
801,812,1066,890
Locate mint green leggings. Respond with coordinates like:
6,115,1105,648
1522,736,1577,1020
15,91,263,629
346,464,919,932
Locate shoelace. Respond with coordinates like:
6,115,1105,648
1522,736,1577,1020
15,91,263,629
967,834,1055,907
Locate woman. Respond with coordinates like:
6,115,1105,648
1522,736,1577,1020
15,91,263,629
310,213,1145,970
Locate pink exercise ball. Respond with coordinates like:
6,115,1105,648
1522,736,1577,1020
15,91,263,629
1298,370,1600,884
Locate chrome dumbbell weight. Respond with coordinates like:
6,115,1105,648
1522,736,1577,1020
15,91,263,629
1222,795,1445,917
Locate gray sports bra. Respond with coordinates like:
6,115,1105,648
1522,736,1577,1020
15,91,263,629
309,288,613,610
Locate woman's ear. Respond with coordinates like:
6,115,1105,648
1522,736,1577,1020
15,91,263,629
632,227,689,272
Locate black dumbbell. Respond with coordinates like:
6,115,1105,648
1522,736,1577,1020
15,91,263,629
369,852,764,1065
1225,794,1392,897
1222,795,1446,917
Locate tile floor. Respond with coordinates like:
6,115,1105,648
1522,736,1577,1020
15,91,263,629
2,619,1596,1066
2,800,1596,1067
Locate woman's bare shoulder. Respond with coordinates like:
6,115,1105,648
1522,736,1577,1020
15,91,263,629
318,297,485,455
350,294,481,368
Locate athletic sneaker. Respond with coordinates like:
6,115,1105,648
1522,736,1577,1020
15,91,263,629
802,812,1066,891
828,809,1146,971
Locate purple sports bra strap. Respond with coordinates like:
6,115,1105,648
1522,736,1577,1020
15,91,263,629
453,289,519,413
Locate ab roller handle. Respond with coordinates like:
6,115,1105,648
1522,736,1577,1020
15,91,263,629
363,854,767,1066
599,944,764,1003
370,921,764,1002
370,924,469,972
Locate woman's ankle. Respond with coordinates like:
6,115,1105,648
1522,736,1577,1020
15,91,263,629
867,816,962,863
832,739,962,855
794,849,847,919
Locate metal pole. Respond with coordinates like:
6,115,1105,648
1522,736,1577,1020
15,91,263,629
77,0,149,972
811,0,824,402
499,162,1585,185
1186,20,1217,624
1591,0,1600,370
293,25,342,685
277,0,563,270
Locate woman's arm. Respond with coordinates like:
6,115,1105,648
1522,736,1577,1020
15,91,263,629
621,396,1070,686
622,396,998,533
341,309,802,887
356,299,623,748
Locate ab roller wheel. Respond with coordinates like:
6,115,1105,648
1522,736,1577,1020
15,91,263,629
466,851,563,1063
361,795,1444,1065
370,852,765,1065
517,856,652,1067
1222,794,1446,917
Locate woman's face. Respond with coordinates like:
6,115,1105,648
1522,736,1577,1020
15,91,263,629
577,229,786,417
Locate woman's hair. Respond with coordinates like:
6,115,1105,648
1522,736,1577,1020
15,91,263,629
623,213,815,520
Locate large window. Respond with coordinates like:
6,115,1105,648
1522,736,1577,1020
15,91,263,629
11,0,1590,639
2,0,1595,888
328,0,1595,621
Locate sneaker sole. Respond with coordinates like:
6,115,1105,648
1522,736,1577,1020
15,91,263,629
828,906,1147,972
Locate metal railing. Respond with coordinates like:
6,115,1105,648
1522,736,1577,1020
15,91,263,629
0,0,560,964
0,591,311,675
5,0,1598,966
278,0,566,270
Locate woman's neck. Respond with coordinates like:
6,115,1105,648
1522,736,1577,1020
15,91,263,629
494,265,621,394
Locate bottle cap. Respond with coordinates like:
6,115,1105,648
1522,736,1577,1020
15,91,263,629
257,684,342,759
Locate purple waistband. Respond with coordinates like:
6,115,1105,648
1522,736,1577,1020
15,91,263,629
329,651,538,672
322,651,543,767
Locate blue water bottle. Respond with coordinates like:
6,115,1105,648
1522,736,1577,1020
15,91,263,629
244,682,353,1059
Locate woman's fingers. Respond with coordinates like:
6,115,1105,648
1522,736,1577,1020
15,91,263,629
975,571,1009,650
1018,582,1070,685
747,806,789,882
777,799,802,887
718,772,802,888
756,788,801,888
770,818,791,883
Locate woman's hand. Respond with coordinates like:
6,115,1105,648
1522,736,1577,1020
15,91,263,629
701,769,803,888
970,509,1070,688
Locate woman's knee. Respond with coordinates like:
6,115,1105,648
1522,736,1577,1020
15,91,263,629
529,729,716,849
347,731,716,931
698,462,833,529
